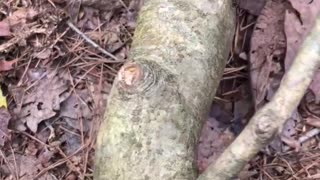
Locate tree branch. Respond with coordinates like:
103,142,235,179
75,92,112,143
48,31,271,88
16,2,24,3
198,15,320,180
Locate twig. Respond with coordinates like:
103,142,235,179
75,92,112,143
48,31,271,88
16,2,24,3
66,20,119,61
33,144,87,179
299,128,320,144
9,145,19,180
282,128,320,152
0,149,17,179
118,0,129,12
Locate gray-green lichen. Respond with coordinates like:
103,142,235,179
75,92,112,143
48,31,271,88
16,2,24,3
94,0,235,179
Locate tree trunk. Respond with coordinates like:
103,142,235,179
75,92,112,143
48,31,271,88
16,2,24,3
94,0,235,179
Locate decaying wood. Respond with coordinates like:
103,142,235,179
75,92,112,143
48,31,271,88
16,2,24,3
198,15,320,180
94,0,235,179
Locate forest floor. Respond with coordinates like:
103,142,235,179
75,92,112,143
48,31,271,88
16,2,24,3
0,0,319,179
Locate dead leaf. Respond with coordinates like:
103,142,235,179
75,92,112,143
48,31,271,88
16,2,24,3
77,7,100,30
284,0,320,70
61,132,81,155
196,117,235,172
1,154,54,180
0,27,47,53
6,8,38,28
38,148,54,167
0,21,11,37
60,89,93,120
236,0,266,16
284,1,320,104
12,69,71,132
249,0,287,109
0,59,18,72
25,141,38,156
0,108,11,146
305,92,320,116
60,89,93,132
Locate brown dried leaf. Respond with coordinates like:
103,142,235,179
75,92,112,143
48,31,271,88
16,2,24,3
284,0,320,69
0,59,18,72
0,21,11,37
284,1,320,104
249,0,287,109
61,133,81,155
0,27,46,53
38,149,54,166
304,91,320,116
12,69,71,132
2,154,53,180
6,8,38,28
0,108,11,146
196,117,235,172
60,89,93,132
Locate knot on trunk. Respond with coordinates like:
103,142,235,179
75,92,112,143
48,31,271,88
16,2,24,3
118,61,159,94
254,114,277,141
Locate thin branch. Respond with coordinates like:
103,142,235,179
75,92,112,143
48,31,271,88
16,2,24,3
198,15,320,180
66,20,119,61
299,128,320,144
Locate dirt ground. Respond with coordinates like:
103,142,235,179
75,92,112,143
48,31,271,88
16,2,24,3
0,0,320,179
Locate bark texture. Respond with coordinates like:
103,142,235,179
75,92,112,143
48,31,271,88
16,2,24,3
94,0,235,179
198,15,320,180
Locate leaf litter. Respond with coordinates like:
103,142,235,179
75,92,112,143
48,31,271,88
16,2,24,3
0,108,11,146
0,0,137,179
11,68,71,133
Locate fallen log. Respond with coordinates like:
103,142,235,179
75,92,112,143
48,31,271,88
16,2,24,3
94,0,235,179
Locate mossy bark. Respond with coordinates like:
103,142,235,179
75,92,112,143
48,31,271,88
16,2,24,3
94,0,235,179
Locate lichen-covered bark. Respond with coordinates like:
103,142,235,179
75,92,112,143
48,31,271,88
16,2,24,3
198,15,320,180
94,0,234,179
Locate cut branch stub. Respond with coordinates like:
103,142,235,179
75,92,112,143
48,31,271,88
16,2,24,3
117,62,160,95
118,62,143,89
